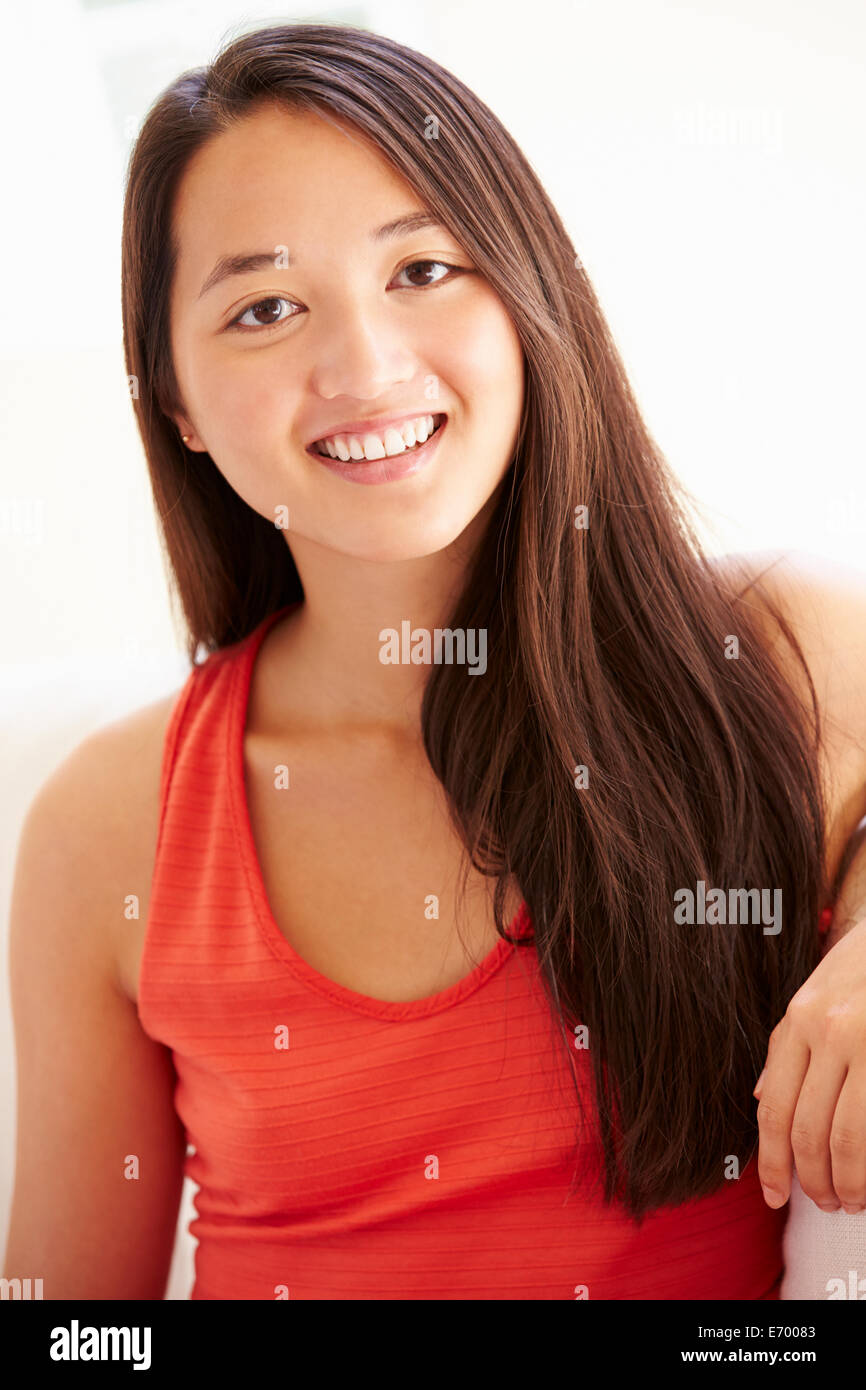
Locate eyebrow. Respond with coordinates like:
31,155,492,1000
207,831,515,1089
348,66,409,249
197,212,447,301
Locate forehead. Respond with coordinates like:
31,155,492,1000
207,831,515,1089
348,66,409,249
170,103,418,289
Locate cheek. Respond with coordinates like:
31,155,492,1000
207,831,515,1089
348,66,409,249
438,293,523,412
192,347,294,445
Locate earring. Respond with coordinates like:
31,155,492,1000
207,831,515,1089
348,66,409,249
181,434,190,443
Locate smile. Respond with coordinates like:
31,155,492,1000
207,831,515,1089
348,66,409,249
308,413,448,487
309,412,446,461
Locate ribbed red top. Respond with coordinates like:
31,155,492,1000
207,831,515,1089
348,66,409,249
138,602,788,1300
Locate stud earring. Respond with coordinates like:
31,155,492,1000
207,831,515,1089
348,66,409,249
181,434,190,443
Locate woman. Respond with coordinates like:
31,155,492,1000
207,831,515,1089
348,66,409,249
4,23,866,1300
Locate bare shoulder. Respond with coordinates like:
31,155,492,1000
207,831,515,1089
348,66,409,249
26,685,182,846
710,548,866,882
712,546,866,635
710,548,866,748
19,685,184,998
5,686,188,1295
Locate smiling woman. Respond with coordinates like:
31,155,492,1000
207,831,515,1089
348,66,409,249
163,101,523,560
4,21,866,1305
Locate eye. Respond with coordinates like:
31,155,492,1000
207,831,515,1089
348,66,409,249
226,260,467,335
392,259,466,289
229,296,296,332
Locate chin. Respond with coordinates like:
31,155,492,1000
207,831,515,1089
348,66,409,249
336,516,481,565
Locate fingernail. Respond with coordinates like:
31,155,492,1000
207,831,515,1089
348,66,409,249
819,1203,841,1213
761,1186,785,1207
842,1205,863,1215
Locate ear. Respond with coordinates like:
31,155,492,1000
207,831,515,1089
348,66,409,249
168,412,205,451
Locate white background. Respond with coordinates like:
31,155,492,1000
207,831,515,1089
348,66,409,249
1,0,864,1299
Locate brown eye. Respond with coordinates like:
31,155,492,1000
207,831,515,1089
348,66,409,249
231,296,294,330
394,260,463,289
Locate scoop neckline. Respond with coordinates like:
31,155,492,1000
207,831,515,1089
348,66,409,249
228,601,531,1021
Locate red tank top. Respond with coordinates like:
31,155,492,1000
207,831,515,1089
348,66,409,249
138,602,788,1300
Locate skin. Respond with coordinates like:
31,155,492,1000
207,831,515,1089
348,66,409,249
169,105,866,1216
4,106,866,1299
736,553,866,1216
169,102,525,731
757,822,866,1214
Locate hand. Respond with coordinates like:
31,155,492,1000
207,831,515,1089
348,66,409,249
754,901,866,1215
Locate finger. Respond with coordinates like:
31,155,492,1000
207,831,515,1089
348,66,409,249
829,1066,866,1212
755,1024,810,1207
789,1053,847,1211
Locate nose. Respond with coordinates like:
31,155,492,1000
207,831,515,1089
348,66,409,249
308,296,417,401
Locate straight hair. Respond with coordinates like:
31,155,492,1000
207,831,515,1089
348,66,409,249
121,22,826,1218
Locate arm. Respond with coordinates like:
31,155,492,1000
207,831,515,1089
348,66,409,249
754,819,866,1215
777,826,866,1299
2,731,186,1299
738,550,866,1215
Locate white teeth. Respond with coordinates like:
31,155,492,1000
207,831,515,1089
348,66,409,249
383,427,406,456
362,433,386,460
313,413,440,460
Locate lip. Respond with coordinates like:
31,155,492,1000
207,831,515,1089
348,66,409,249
308,414,447,486
305,408,445,452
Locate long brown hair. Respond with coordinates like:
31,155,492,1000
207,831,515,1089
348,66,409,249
121,22,827,1218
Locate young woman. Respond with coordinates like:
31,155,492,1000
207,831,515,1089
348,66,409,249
5,23,866,1300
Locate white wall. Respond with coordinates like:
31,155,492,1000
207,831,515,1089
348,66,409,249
2,0,864,1300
